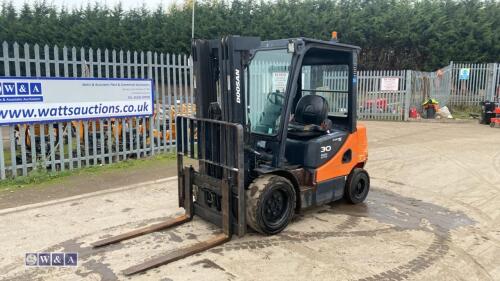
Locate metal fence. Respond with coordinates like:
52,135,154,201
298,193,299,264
410,67,453,112
0,41,193,179
448,62,499,105
357,70,410,121
1,40,499,179
411,62,500,111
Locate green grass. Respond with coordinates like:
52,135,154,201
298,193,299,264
449,105,481,120
0,152,177,190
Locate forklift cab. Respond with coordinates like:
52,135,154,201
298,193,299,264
190,35,368,236
246,38,359,169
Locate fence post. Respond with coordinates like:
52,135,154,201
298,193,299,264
0,43,7,178
403,70,412,121
0,128,5,179
147,51,155,156
189,56,194,110
448,61,454,105
486,63,497,101
2,41,10,75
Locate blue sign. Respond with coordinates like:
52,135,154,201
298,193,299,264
459,68,470,80
2,82,16,95
0,77,154,125
25,252,78,267
0,81,44,103
30,82,42,94
17,82,30,95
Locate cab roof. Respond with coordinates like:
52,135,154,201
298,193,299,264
260,37,361,51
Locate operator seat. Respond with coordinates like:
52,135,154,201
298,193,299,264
285,94,347,168
288,94,332,140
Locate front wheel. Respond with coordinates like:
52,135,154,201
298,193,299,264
344,168,370,204
246,175,296,235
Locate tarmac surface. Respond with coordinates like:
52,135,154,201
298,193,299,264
0,121,499,281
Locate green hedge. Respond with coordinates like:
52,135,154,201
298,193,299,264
0,0,498,71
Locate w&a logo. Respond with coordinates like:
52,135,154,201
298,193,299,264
25,252,78,267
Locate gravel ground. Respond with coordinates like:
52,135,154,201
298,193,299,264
0,120,499,281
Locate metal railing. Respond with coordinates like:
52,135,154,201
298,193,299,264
0,41,193,179
448,62,499,105
357,70,410,121
411,62,500,111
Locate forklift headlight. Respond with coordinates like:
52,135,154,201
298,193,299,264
287,41,295,53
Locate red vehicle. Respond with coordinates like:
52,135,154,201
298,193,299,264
364,98,388,113
490,107,500,128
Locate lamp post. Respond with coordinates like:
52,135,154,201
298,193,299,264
191,0,195,39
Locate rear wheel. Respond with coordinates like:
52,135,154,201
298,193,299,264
246,175,296,235
345,168,370,204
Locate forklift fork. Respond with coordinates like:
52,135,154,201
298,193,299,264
91,215,190,248
92,167,233,275
123,233,230,275
91,116,243,276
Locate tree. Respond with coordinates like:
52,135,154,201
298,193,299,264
0,0,498,70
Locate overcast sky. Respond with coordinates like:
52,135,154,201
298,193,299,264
4,0,182,11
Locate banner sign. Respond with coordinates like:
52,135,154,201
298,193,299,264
380,77,399,91
459,68,470,80
0,77,154,125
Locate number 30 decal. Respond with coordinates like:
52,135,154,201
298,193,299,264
321,146,332,153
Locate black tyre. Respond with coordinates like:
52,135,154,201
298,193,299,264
246,175,296,235
345,168,370,204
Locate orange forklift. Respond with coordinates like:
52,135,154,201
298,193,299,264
490,107,500,128
93,34,369,275
480,93,499,128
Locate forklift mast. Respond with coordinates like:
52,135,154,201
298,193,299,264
192,36,260,124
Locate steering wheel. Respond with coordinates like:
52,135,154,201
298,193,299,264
267,91,285,105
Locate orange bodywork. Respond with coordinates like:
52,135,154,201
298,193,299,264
315,124,368,183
